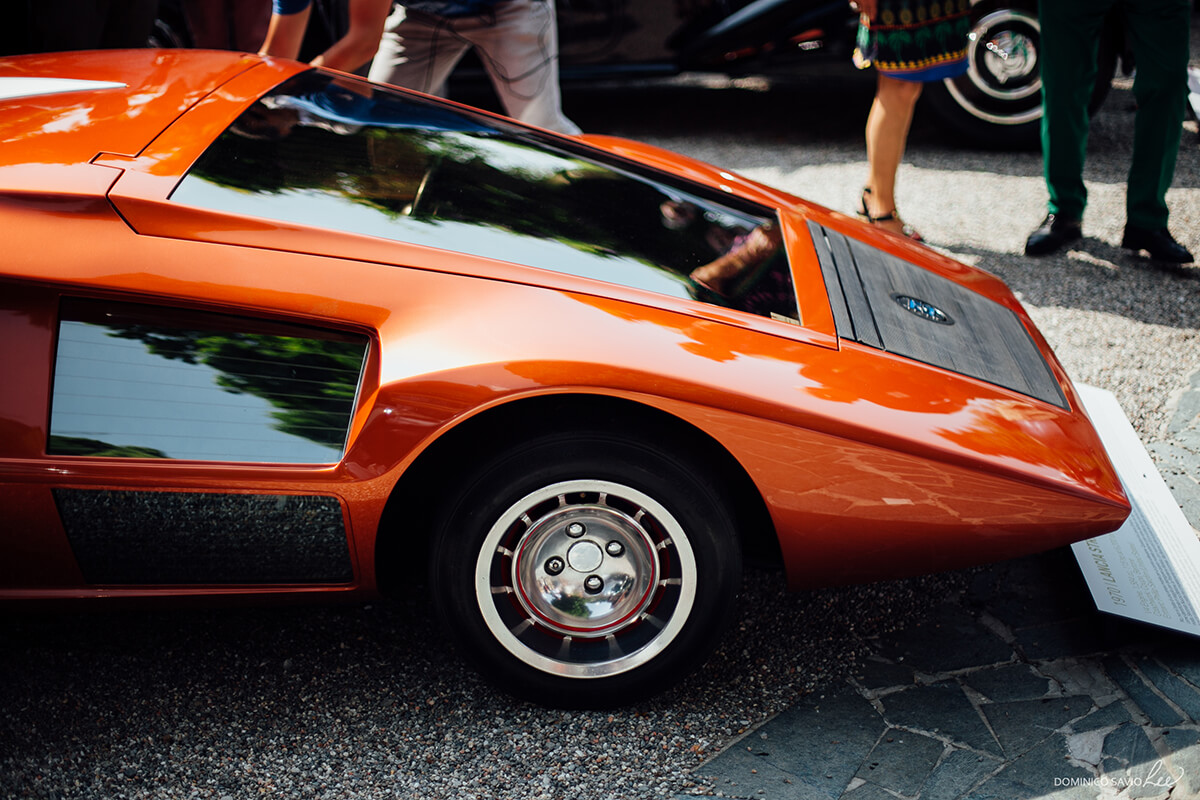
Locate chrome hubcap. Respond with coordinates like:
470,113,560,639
475,480,697,678
946,8,1042,125
980,30,1037,93
514,506,657,636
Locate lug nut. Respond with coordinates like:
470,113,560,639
566,522,586,538
545,556,565,575
584,575,603,594
605,540,625,557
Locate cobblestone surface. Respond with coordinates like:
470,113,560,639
688,550,1200,799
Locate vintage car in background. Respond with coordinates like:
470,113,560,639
151,0,1126,148
0,49,1128,707
554,0,1074,147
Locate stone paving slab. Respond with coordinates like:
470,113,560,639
683,372,1200,799
686,555,1200,798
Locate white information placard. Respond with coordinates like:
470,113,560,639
1072,384,1200,637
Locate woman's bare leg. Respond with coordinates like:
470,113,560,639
863,73,923,236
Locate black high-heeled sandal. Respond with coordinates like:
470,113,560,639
857,188,923,242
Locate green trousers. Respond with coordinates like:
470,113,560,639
1038,0,1190,229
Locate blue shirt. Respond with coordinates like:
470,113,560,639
273,0,311,14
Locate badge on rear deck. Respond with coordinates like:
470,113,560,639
892,294,953,325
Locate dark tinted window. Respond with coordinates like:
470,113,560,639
49,299,368,463
172,71,799,323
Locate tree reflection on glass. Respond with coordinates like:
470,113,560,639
105,327,365,449
173,70,799,322
49,300,367,463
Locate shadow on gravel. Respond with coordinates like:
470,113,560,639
954,240,1200,332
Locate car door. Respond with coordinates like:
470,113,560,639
0,276,374,597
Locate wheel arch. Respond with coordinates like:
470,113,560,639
373,392,779,597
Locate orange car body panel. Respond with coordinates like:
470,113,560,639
0,50,1128,600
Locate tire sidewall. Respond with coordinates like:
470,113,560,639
925,1,1118,149
429,431,741,707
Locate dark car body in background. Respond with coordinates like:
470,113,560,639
154,0,1124,148
553,0,1124,147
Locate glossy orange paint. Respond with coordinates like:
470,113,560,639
0,50,1128,605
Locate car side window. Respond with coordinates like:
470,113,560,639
170,71,800,324
48,298,368,463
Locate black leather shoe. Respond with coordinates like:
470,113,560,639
1121,225,1194,263
1024,213,1082,256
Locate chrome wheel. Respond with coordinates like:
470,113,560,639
430,426,741,706
475,479,696,679
944,7,1042,128
925,2,1119,148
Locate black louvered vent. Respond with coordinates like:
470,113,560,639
808,221,1066,408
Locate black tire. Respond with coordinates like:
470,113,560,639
429,429,742,708
924,1,1118,149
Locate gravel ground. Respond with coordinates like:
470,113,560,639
3,25,1200,800
0,570,964,800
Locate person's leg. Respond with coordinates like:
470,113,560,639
1122,0,1189,230
861,72,922,237
1024,0,1110,255
368,6,471,97
1037,0,1108,222
1117,0,1192,261
464,0,580,133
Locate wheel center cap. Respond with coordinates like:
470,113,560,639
566,540,603,572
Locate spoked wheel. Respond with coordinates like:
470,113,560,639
925,1,1119,148
478,479,697,679
926,3,1044,147
429,431,741,707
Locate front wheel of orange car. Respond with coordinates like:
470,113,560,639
429,431,741,708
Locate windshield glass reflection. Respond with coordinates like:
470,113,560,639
171,71,799,323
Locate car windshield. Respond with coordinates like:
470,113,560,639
172,70,800,324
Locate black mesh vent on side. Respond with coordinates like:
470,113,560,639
56,490,353,585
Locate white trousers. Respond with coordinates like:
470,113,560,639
368,0,581,134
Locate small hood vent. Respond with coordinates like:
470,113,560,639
808,221,1066,408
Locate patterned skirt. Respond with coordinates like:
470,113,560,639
853,0,971,82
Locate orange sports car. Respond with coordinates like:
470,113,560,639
0,50,1128,707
